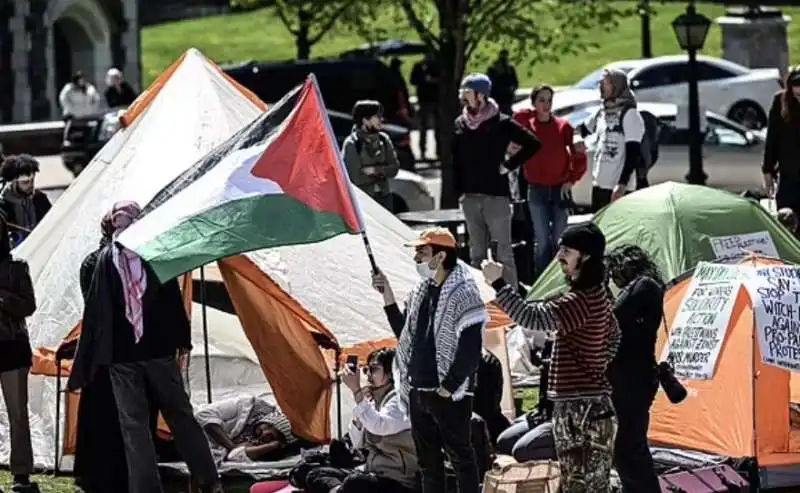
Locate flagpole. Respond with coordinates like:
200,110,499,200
309,74,379,275
199,266,212,404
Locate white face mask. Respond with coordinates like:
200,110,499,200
415,260,436,279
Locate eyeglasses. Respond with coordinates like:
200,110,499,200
362,365,382,375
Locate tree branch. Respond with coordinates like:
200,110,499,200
274,0,300,36
308,0,356,44
466,0,522,53
399,0,439,51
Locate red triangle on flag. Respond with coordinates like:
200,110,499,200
250,78,361,233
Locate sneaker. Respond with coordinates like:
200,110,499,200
11,482,40,493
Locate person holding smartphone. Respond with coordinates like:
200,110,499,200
304,348,418,493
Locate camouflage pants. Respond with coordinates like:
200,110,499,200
552,395,617,493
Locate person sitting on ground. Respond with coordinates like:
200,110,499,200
196,395,299,465
777,207,799,238
474,348,511,445
0,154,52,247
305,347,418,493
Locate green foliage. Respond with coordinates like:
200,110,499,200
342,0,635,72
231,0,358,58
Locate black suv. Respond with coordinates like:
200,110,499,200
223,58,412,127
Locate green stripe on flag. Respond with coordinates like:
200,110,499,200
132,194,357,281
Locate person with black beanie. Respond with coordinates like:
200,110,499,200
605,244,664,493
481,223,620,493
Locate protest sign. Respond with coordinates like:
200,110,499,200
709,231,779,260
662,262,746,380
745,265,800,371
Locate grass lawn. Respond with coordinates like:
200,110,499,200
142,2,800,91
0,472,74,493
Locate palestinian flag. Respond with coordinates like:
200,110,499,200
118,76,363,281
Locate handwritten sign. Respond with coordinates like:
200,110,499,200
745,265,800,371
662,262,746,380
710,231,779,260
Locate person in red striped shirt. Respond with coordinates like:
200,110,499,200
513,86,588,278
482,223,620,493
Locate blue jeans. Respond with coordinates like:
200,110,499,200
527,184,568,277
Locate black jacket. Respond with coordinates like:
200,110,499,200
0,259,35,373
608,276,664,389
763,92,800,182
452,113,540,197
105,82,137,108
68,246,191,391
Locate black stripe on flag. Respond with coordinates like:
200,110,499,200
139,82,304,217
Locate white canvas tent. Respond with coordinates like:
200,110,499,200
6,49,510,469
9,48,266,468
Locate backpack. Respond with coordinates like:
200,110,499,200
621,107,662,171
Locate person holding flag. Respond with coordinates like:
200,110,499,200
372,227,488,493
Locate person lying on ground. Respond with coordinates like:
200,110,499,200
196,395,299,465
304,347,418,493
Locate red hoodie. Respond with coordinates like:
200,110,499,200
513,109,587,187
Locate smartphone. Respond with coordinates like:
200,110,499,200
346,355,358,372
489,240,499,262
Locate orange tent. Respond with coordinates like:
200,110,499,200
651,256,800,487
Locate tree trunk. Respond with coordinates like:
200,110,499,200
296,31,311,59
435,0,469,209
296,12,312,60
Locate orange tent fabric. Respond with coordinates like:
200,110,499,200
650,256,800,468
217,255,333,442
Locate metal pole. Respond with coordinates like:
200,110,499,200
334,347,343,438
686,43,707,185
200,266,212,404
641,0,652,58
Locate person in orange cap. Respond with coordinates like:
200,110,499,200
372,227,488,493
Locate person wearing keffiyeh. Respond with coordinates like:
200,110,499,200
67,201,220,493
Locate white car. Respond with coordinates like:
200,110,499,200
530,56,781,129
561,102,765,207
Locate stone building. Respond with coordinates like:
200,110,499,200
0,0,140,123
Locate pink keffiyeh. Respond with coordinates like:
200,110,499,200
108,201,147,343
462,97,500,130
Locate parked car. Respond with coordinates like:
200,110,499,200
327,109,434,213
561,101,764,207
558,56,781,129
60,107,126,176
223,58,413,127
59,105,434,213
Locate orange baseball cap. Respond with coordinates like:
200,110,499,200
404,227,457,249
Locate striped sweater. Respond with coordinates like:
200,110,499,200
494,280,620,399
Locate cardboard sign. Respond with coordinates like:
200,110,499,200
662,262,746,380
745,265,800,371
710,231,779,260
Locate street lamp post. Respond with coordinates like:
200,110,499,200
672,3,712,186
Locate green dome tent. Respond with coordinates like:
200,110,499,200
528,181,800,300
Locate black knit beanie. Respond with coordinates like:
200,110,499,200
559,223,606,260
